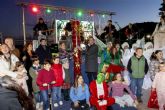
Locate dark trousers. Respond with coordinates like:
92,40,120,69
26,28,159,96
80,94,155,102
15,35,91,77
86,72,97,84
61,89,70,101
71,99,89,110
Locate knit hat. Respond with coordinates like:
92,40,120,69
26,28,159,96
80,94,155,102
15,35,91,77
122,42,129,49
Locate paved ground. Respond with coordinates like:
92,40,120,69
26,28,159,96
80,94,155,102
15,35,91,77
38,89,157,110
137,89,157,110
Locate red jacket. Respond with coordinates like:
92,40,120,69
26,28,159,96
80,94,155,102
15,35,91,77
89,81,115,110
51,64,64,86
37,69,56,91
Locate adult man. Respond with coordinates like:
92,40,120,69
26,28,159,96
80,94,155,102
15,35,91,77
35,39,52,64
33,18,49,39
85,36,98,84
4,37,20,59
104,20,116,43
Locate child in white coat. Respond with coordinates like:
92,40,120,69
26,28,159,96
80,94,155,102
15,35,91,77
152,62,165,110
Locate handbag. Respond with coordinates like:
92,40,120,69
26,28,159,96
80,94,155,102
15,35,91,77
147,90,159,109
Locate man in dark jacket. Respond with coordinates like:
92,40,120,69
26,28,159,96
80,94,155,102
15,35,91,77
127,48,148,103
35,38,52,64
33,18,49,36
85,36,98,84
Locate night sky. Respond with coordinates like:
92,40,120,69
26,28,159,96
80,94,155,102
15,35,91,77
0,0,161,38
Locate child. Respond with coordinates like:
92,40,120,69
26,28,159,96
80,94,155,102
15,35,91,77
70,75,90,110
59,42,71,101
37,59,56,110
29,56,42,109
152,63,165,110
109,73,138,108
51,55,65,107
14,61,29,95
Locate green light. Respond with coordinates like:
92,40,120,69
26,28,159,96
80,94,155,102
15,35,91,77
102,14,105,18
46,9,51,13
77,11,83,17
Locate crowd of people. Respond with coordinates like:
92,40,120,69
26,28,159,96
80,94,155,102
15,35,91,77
0,15,165,110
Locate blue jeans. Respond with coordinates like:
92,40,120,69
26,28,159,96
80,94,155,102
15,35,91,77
34,92,42,103
52,87,62,102
130,77,144,98
40,87,57,110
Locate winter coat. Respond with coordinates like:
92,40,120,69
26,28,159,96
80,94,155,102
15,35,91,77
35,45,52,64
85,44,98,72
51,64,65,87
0,87,22,110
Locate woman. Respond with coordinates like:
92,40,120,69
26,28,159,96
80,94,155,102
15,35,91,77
0,76,35,110
21,42,36,96
98,42,112,65
70,75,90,110
152,16,165,50
0,44,19,78
110,46,122,66
149,50,165,81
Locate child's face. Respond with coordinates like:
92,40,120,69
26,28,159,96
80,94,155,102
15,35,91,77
116,74,122,81
78,76,84,85
159,64,165,71
33,60,39,65
44,63,51,70
60,43,66,50
53,58,60,64
17,65,24,72
135,49,143,57
156,52,163,60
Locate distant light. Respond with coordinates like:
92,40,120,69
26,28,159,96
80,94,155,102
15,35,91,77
90,13,94,17
32,6,39,13
102,14,105,18
63,10,66,14
146,34,151,38
46,8,52,13
77,11,83,17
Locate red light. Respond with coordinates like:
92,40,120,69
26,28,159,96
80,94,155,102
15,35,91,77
90,13,94,17
32,6,38,13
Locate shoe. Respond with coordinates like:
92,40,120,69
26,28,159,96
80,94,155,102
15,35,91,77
36,103,40,109
137,97,143,103
39,102,43,109
54,103,59,107
59,101,63,105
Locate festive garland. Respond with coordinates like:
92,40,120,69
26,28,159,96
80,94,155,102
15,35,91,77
72,20,81,77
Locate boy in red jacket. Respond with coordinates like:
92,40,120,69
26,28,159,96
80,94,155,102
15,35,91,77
37,59,56,110
51,56,65,107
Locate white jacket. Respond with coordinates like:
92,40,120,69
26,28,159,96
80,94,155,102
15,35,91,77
0,54,19,78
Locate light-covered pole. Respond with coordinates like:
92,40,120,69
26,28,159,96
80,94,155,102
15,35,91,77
22,5,26,45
